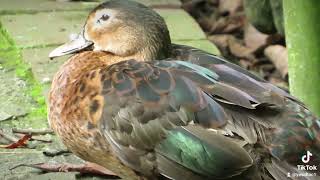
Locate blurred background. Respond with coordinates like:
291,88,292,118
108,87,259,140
182,0,287,87
180,0,320,117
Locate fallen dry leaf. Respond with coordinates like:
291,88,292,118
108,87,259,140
210,17,228,33
266,34,284,45
239,59,252,69
223,16,244,33
264,45,288,79
208,34,232,53
269,76,289,90
0,134,32,149
15,133,52,143
219,0,243,15
11,162,118,178
198,14,218,31
228,36,256,62
244,23,268,51
210,14,245,34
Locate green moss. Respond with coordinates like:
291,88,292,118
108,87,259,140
0,21,47,123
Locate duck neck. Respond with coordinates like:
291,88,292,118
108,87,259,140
143,37,172,60
141,45,171,60
52,50,156,87
49,51,136,125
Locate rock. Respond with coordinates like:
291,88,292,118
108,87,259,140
0,111,12,121
0,67,32,122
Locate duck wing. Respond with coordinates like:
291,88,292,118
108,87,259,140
171,44,320,178
171,44,301,104
93,53,319,179
95,59,257,179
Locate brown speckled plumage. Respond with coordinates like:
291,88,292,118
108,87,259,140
49,51,144,179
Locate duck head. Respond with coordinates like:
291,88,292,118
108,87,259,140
49,0,171,60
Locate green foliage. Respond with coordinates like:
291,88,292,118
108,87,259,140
269,0,284,35
244,0,277,34
0,22,47,120
244,0,284,35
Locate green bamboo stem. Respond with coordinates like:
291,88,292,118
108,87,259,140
283,0,320,116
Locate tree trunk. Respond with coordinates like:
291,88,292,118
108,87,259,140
283,0,320,116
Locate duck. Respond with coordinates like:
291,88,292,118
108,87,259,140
48,0,320,179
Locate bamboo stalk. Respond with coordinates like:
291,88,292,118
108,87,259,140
283,0,320,116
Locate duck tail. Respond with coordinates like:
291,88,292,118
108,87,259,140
268,100,320,178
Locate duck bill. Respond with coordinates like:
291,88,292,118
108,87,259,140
49,31,93,59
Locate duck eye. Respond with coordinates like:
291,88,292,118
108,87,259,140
97,14,110,24
100,14,110,21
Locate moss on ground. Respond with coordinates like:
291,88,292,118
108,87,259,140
0,22,47,128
